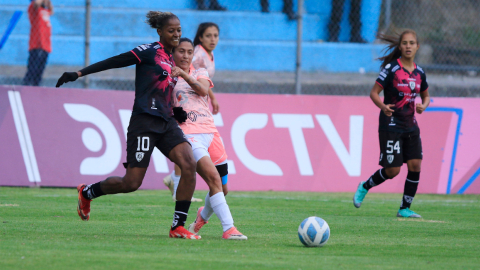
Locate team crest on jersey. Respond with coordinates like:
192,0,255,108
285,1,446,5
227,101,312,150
136,152,145,162
387,155,394,164
409,82,416,91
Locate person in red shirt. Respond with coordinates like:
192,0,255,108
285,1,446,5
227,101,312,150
23,0,53,86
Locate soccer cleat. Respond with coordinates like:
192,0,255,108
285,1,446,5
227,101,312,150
222,227,248,240
163,174,175,195
397,208,422,218
76,184,91,221
353,181,368,208
188,206,208,234
169,226,201,239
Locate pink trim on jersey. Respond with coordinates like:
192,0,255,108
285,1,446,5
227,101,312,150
375,81,384,88
130,50,141,63
198,44,214,62
197,75,214,88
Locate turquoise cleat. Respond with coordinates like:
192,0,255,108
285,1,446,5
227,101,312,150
353,181,368,208
397,208,422,218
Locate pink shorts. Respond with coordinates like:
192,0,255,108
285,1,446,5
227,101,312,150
185,132,227,165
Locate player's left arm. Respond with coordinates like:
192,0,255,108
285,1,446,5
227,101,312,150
416,89,430,114
208,88,219,114
45,0,53,15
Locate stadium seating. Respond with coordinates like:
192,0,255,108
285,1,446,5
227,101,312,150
0,0,384,72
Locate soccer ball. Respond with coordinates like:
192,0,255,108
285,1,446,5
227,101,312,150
298,216,330,247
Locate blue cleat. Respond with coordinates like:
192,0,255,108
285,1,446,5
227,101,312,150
397,208,422,218
353,182,368,208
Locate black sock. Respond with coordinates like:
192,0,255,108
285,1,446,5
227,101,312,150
82,182,105,200
363,168,389,190
400,171,420,209
171,200,191,230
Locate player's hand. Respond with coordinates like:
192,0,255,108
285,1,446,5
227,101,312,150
170,67,184,78
211,99,219,115
56,72,79,87
382,104,395,117
416,103,426,114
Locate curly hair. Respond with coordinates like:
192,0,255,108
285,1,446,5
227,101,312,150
145,11,179,30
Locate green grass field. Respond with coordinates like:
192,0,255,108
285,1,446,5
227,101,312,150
1,187,479,269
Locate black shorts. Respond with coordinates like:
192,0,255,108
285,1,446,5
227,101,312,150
123,113,188,168
378,129,422,168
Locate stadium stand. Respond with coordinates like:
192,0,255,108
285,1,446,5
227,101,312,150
0,0,383,72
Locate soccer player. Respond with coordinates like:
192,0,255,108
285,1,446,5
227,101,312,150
171,38,247,240
164,22,223,200
353,29,430,218
55,11,200,239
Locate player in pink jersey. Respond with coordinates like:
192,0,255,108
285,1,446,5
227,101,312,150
163,23,223,200
170,38,246,240
353,30,430,218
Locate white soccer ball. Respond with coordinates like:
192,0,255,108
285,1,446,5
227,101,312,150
298,216,330,247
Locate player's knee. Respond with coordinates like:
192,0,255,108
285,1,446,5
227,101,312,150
123,179,142,192
385,167,401,178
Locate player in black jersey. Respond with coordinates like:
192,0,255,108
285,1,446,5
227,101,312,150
353,29,430,218
56,11,201,239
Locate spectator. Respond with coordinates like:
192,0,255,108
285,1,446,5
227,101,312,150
196,0,227,11
260,0,296,20
23,0,53,86
328,0,366,43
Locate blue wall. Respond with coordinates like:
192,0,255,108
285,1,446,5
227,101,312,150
0,0,384,72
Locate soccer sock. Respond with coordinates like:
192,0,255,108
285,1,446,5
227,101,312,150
171,171,181,197
400,171,420,209
201,192,215,221
209,192,234,232
363,168,389,190
172,200,191,230
82,182,105,200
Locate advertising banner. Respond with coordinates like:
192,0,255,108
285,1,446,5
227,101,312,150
1,85,479,194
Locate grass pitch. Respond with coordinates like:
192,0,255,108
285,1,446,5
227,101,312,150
1,187,479,269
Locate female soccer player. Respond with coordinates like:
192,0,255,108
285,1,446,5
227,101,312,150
353,29,430,218
56,11,200,239
171,38,247,240
163,22,224,199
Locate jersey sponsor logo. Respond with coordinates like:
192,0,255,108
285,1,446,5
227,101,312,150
387,154,394,164
397,83,408,87
135,152,145,162
409,82,416,91
188,111,197,122
392,65,400,72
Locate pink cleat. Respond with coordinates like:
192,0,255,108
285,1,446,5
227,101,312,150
222,227,248,240
188,206,208,234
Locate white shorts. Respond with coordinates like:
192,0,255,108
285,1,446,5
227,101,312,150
185,132,227,165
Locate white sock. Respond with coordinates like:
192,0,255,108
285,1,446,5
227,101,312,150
171,171,181,197
201,192,215,221
209,192,234,232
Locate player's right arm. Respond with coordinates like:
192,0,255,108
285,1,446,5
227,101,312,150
370,83,394,117
56,51,139,87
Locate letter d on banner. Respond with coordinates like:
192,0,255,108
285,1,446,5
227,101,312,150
64,104,121,175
